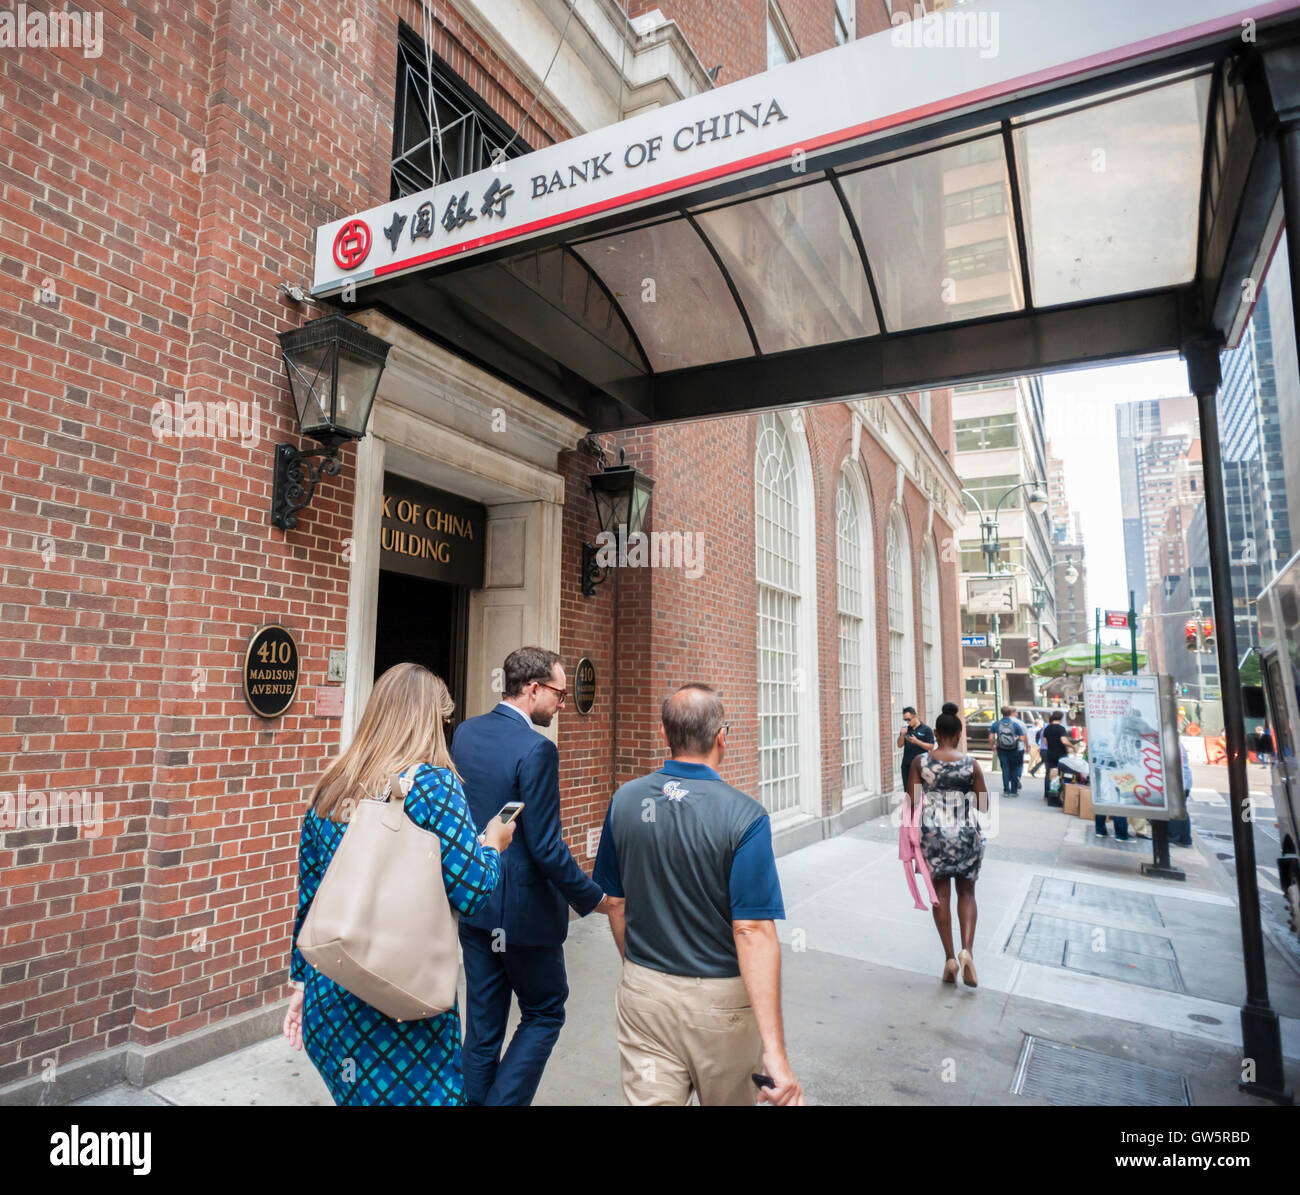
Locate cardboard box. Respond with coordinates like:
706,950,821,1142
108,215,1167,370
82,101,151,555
1062,783,1080,815
1076,783,1093,820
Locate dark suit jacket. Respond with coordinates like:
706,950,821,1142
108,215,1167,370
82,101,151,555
452,704,603,947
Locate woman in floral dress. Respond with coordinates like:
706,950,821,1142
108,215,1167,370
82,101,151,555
906,709,989,988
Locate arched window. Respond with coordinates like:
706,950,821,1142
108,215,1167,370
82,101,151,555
921,539,944,718
886,506,916,785
755,412,819,820
836,469,880,798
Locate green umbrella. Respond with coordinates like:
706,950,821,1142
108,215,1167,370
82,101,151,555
1029,641,1147,677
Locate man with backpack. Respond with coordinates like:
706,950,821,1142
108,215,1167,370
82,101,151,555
993,705,1029,797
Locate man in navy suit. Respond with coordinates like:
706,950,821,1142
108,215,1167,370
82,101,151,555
452,646,608,1106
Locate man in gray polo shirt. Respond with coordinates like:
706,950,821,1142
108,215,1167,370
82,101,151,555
593,683,804,1106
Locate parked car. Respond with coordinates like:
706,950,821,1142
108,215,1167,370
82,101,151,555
964,708,996,751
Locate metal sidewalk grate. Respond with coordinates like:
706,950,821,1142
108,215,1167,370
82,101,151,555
1014,913,1186,992
1036,877,1164,926
1011,1036,1192,1106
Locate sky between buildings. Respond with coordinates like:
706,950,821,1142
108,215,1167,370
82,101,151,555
1042,355,1195,646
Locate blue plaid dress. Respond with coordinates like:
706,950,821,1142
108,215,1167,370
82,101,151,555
291,763,501,1106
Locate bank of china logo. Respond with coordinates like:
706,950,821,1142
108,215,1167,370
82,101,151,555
333,218,372,270
663,780,689,802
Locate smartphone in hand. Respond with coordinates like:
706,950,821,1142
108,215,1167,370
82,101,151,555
496,801,525,825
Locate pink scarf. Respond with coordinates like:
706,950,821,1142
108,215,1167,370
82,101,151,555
899,793,939,910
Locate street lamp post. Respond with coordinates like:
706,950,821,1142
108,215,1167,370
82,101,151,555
1031,581,1048,704
961,481,1049,713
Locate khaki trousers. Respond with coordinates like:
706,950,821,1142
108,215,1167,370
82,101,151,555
615,959,762,1106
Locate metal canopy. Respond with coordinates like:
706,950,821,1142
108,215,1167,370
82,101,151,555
312,0,1300,430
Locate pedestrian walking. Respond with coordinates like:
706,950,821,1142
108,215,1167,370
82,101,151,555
452,646,614,1106
1027,716,1045,776
594,683,803,1106
284,663,516,1106
907,708,988,987
1040,710,1073,805
992,704,1029,797
896,705,936,794
1093,812,1131,839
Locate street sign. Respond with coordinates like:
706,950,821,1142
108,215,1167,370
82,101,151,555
1105,610,1131,628
967,577,1016,614
979,658,1015,670
961,634,988,647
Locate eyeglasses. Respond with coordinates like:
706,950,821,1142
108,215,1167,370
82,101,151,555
722,723,731,738
534,681,567,704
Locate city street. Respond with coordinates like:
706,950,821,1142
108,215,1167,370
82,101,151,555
76,765,1300,1108
1183,761,1300,975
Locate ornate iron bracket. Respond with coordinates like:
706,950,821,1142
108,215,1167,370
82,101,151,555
270,442,343,530
581,541,609,597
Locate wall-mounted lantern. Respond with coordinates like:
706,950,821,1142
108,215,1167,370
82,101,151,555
272,315,391,530
581,448,655,597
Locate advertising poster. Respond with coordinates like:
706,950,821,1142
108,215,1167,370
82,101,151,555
1082,674,1186,818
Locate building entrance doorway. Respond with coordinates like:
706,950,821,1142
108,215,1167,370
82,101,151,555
372,469,485,726
373,570,470,725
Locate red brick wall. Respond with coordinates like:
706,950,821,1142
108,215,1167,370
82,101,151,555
0,0,574,1091
555,399,960,857
0,0,963,1094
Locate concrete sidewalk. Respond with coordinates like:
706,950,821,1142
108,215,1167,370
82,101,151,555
76,767,1300,1106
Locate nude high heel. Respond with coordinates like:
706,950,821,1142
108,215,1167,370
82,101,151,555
942,958,959,984
958,949,978,988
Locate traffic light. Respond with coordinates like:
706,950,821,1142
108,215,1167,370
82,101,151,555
1029,637,1039,664
1185,619,1199,651
1201,618,1215,649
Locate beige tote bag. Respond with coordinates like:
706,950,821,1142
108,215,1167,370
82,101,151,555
298,770,460,1021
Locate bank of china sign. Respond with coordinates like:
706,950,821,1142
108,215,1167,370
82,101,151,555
311,0,1286,298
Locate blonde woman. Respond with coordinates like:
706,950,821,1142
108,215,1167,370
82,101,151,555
282,663,516,1105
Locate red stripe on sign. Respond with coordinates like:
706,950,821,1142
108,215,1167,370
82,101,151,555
351,2,1292,285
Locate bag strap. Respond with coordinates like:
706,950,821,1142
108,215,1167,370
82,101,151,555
373,767,419,831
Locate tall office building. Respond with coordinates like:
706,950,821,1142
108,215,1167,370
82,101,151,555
1046,444,1071,543
1045,442,1088,648
1114,395,1199,611
1052,541,1089,647
1265,230,1300,555
1217,271,1294,647
955,376,1057,709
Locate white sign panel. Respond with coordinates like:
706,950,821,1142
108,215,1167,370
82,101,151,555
311,0,1295,297
967,578,1015,615
1083,674,1186,818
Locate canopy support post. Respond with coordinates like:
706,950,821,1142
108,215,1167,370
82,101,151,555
1184,340,1290,1104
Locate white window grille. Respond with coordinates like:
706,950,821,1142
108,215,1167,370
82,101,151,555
756,413,801,817
921,542,944,718
887,507,914,783
767,4,795,68
836,475,864,794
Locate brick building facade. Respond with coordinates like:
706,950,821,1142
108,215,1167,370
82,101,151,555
0,0,961,1102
